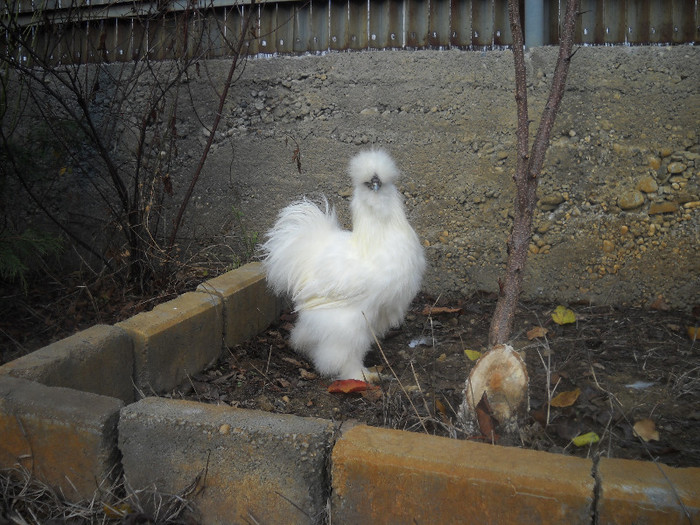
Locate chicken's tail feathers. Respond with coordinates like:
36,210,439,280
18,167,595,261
261,197,340,297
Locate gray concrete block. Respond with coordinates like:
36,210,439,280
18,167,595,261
119,397,335,524
197,262,281,348
0,375,123,501
117,292,223,395
0,324,134,403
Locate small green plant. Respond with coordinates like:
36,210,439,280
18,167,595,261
0,228,63,290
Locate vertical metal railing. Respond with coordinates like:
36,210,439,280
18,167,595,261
2,0,698,65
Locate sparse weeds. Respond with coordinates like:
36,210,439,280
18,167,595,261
229,206,259,267
0,464,201,524
670,365,700,400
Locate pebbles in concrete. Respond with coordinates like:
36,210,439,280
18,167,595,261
119,397,336,525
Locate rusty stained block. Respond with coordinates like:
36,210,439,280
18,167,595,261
332,424,594,524
0,376,122,501
597,456,700,525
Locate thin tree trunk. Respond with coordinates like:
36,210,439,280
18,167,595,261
488,0,580,346
166,4,257,251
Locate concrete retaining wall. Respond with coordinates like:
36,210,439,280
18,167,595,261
1,262,698,524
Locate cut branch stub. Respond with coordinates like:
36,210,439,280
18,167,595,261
460,344,529,435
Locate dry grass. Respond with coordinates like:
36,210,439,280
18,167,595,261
0,465,201,524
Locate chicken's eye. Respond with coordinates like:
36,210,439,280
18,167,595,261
365,174,382,192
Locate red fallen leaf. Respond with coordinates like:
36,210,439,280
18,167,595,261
421,305,463,316
327,379,379,394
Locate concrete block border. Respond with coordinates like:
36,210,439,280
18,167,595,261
1,261,698,524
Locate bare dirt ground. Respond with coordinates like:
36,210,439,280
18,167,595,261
166,293,700,469
1,275,698,524
1,271,698,470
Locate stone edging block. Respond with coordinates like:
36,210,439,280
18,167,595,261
117,291,223,396
197,261,281,348
0,324,134,403
118,397,335,524
597,456,700,524
2,263,700,523
332,424,595,524
0,375,123,499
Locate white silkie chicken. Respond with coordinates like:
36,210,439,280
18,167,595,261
261,150,425,381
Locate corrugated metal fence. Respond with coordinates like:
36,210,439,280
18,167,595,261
3,0,699,64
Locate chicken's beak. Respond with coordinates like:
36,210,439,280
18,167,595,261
365,174,382,192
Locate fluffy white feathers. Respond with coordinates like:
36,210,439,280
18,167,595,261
261,150,425,380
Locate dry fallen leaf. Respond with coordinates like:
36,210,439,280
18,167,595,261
550,387,581,408
299,368,318,380
327,379,379,394
526,325,549,340
360,387,383,402
435,398,447,418
649,295,671,311
282,356,304,367
276,378,291,388
422,305,463,316
551,305,576,325
633,419,660,442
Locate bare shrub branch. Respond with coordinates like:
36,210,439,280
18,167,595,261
489,0,581,346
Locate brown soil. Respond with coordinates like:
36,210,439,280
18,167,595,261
2,276,698,468
168,294,700,468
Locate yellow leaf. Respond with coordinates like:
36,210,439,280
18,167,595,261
550,387,581,408
552,305,576,325
437,353,447,362
688,326,699,341
572,432,600,447
527,325,549,340
464,349,482,361
59,166,67,176
633,419,659,442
